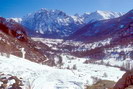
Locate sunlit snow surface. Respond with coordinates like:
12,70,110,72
0,55,125,89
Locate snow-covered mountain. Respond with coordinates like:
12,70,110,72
21,8,84,38
82,10,124,23
20,8,123,38
69,9,133,41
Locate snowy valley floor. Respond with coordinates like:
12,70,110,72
0,55,125,89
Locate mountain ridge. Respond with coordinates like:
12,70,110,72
10,8,124,38
68,9,133,42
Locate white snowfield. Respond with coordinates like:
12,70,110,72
0,55,125,89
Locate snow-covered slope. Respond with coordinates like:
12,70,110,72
21,8,123,38
0,55,125,89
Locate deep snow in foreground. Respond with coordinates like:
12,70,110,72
0,55,125,89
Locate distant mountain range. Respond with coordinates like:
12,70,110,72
10,8,124,38
69,9,133,42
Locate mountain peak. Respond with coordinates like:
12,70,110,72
38,8,65,14
94,10,113,15
95,10,104,13
40,8,47,11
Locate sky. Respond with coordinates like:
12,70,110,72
0,0,133,18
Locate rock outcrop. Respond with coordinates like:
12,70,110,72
114,71,133,89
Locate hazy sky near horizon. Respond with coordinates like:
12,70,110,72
0,0,133,18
